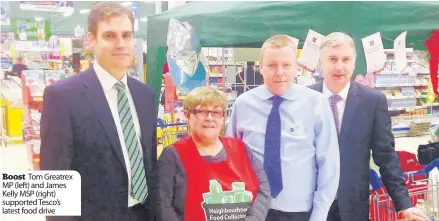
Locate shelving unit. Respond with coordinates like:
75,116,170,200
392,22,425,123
21,69,66,170
202,47,246,118
1,77,24,144
375,48,439,137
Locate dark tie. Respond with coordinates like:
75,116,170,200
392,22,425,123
264,96,285,198
330,94,341,136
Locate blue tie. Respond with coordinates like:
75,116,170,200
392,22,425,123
264,96,284,198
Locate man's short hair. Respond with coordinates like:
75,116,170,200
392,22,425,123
260,34,298,62
88,2,134,35
320,32,356,55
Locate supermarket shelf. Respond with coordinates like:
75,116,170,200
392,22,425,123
47,59,62,63
387,95,427,100
389,103,439,111
376,72,436,76
375,84,428,88
209,73,225,77
383,48,414,54
392,123,438,138
208,61,239,66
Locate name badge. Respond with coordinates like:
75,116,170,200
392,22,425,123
290,122,306,137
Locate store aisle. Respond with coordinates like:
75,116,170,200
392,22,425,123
1,144,32,170
1,144,45,221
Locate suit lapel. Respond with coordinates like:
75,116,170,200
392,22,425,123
81,68,128,175
340,81,360,137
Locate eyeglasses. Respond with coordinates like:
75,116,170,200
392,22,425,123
190,109,225,118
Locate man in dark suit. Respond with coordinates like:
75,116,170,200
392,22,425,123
40,2,156,221
309,32,427,221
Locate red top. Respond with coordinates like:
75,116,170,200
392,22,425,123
174,136,259,221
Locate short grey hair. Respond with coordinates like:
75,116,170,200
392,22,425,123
320,32,356,56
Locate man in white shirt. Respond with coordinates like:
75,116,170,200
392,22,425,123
309,32,427,221
40,2,157,221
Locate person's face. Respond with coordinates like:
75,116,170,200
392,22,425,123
320,43,356,93
88,15,134,72
260,47,296,96
185,105,225,141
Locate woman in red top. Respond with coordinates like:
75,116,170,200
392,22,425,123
157,87,271,221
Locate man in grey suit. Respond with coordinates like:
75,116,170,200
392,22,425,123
309,32,427,221
40,2,157,220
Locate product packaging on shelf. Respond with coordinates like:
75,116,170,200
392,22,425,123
22,70,46,97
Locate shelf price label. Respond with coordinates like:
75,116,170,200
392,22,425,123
1,171,81,216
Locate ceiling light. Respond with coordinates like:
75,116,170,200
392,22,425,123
80,9,90,14
63,11,73,17
35,17,43,22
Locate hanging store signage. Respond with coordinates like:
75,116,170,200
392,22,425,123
394,31,408,73
11,19,51,41
19,1,74,13
1,1,11,26
297,29,324,72
74,24,85,38
1,32,15,45
362,32,386,74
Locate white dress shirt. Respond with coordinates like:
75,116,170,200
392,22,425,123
94,62,142,207
322,82,351,129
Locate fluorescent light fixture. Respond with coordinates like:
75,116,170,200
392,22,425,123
140,17,148,22
63,11,74,17
121,2,133,6
35,17,43,21
80,9,90,14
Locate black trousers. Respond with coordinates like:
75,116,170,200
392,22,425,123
265,209,311,221
327,200,341,221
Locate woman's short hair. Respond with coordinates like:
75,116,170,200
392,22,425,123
183,87,228,111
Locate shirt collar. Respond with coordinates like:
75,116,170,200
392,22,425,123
322,81,350,101
259,84,298,101
94,62,128,93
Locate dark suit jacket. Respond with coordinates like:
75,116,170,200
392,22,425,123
40,67,157,221
309,81,412,221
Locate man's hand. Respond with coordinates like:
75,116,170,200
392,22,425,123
400,207,429,221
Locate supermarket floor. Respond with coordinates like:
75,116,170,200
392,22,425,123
0,135,432,220
1,144,45,221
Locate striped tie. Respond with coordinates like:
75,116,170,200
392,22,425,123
115,81,148,203
264,96,284,198
330,94,341,136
